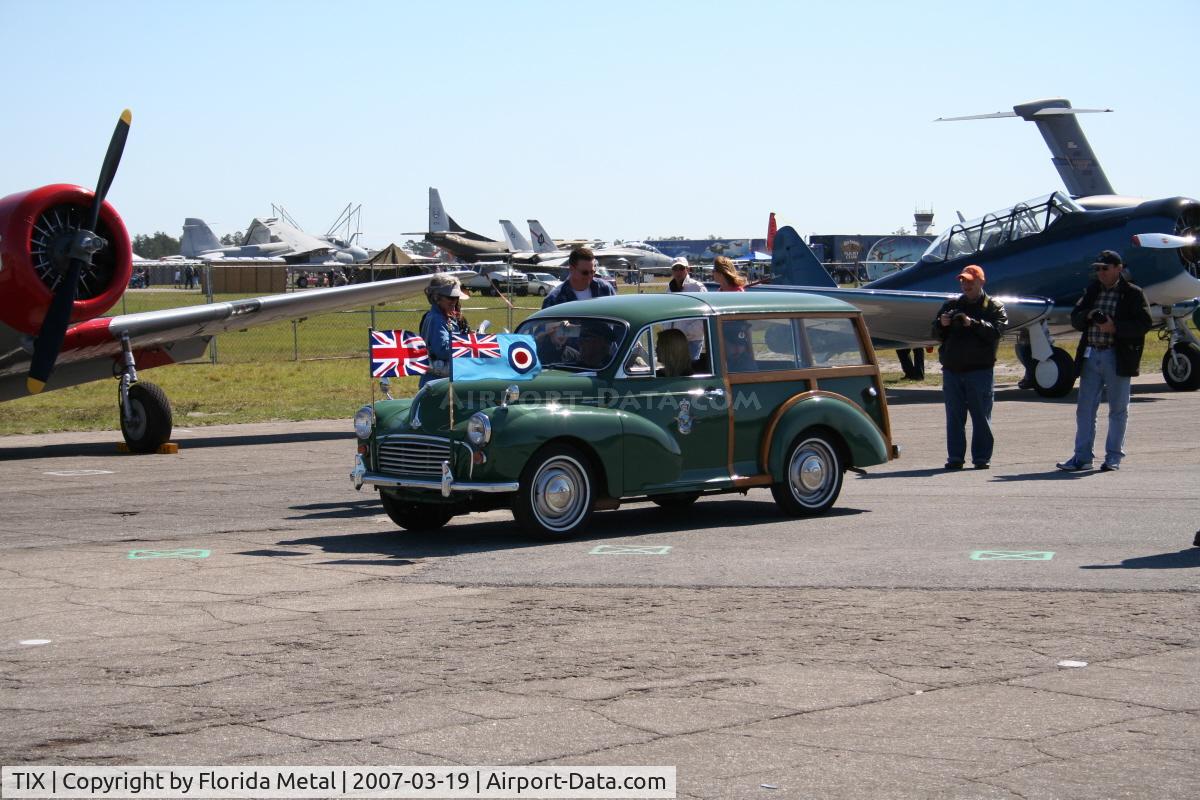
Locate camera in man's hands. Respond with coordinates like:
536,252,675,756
1089,309,1109,324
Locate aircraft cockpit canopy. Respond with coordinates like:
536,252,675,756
921,192,1083,262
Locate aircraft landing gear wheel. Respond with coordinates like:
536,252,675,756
119,381,173,453
1033,347,1077,398
380,493,453,531
650,492,700,510
514,443,595,539
1163,342,1200,390
771,432,844,517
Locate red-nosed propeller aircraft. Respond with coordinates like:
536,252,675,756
0,111,439,452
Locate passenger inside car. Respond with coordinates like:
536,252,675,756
655,329,692,377
723,321,757,372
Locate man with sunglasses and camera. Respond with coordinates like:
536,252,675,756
541,246,616,308
1056,250,1153,472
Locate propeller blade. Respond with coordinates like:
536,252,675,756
27,109,132,395
1132,233,1197,249
88,108,132,230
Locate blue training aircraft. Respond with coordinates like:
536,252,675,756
760,98,1200,397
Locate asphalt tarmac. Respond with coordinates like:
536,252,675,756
2,377,1197,799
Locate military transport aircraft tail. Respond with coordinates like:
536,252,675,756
426,187,495,242
936,98,1115,199
180,218,224,258
499,219,533,252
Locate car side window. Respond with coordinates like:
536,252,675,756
801,317,867,366
660,318,711,376
754,319,801,370
623,328,652,376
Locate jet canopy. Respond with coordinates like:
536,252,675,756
921,192,1083,262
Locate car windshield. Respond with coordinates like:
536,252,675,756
516,317,626,372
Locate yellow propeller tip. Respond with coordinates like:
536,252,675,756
121,109,132,124
27,378,46,394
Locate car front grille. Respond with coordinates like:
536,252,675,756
377,436,451,477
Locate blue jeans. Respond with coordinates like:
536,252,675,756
943,368,994,464
1073,348,1130,465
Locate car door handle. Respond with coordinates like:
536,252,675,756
703,387,725,397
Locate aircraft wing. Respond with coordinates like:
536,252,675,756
0,274,443,401
752,285,1055,349
258,218,337,257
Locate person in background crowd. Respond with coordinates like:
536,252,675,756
713,256,746,291
542,247,617,308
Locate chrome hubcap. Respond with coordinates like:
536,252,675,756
531,457,588,530
788,439,836,506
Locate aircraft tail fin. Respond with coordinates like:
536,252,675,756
770,226,836,288
428,187,451,233
499,219,532,251
936,98,1115,197
527,220,560,254
181,218,222,258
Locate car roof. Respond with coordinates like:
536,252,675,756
526,290,858,328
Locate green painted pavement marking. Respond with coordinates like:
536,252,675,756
590,545,672,555
970,550,1054,561
128,549,211,560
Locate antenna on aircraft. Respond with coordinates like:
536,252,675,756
271,203,304,230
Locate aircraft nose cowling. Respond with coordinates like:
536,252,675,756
0,184,132,335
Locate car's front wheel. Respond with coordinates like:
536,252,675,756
514,443,595,538
771,433,844,516
380,493,453,531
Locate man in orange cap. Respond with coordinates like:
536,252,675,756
931,264,1008,469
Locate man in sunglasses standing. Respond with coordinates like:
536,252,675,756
541,246,616,308
1056,250,1153,472
933,265,1008,470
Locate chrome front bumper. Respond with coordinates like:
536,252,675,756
351,454,518,497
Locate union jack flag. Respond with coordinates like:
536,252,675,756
451,332,502,359
369,329,428,378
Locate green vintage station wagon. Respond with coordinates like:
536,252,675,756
351,293,898,538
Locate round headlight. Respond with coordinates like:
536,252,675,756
467,412,492,446
353,406,375,439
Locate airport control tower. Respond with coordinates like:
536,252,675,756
913,208,934,236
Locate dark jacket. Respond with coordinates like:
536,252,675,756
1069,276,1153,377
932,293,1008,372
541,278,616,309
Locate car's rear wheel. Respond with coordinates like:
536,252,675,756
771,433,844,516
380,493,453,531
514,443,595,538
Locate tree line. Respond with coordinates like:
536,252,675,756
132,230,243,259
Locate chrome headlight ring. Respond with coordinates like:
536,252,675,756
467,412,492,446
353,405,375,440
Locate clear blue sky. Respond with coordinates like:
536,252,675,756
2,0,1195,249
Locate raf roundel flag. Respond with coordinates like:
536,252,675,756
369,329,429,378
452,333,542,382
